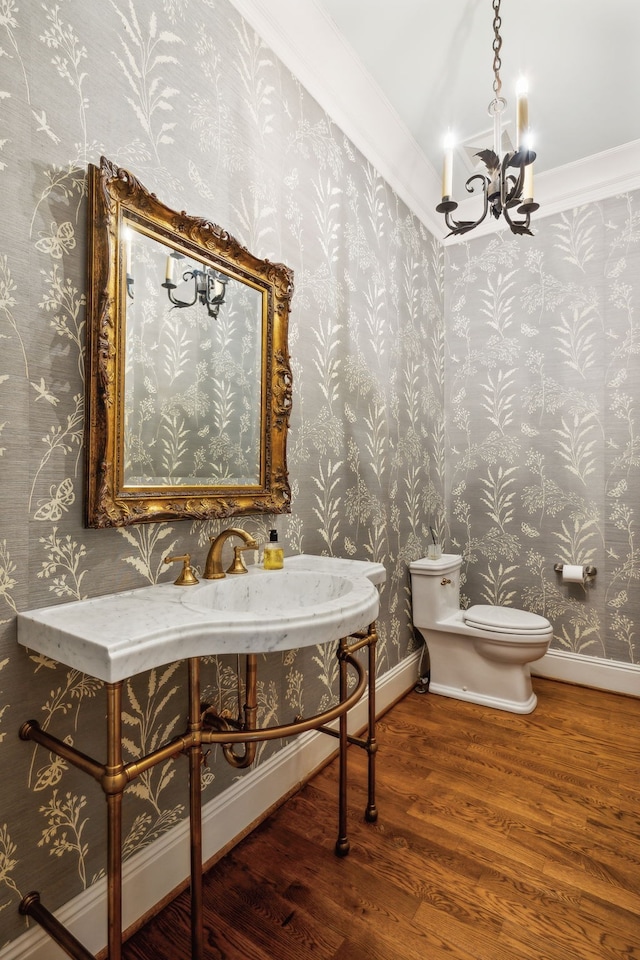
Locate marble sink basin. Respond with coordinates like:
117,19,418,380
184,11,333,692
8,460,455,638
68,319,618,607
183,569,357,615
17,555,384,683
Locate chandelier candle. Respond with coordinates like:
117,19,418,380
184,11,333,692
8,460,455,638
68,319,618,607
441,132,454,199
516,77,529,150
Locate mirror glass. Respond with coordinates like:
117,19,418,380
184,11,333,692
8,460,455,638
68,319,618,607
122,226,263,488
85,157,293,527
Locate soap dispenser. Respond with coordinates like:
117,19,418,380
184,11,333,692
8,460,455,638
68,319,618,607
263,529,284,570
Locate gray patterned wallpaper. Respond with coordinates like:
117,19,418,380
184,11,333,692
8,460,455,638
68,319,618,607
0,0,637,952
444,200,640,664
0,0,442,946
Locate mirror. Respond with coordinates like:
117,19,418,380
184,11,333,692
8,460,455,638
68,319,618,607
85,156,293,527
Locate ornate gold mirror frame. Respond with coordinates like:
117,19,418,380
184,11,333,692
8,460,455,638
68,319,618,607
85,156,293,527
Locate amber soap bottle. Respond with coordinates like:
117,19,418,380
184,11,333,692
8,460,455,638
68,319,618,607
263,529,284,570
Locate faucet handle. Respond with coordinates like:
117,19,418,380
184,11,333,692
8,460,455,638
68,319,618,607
226,542,257,576
164,553,199,586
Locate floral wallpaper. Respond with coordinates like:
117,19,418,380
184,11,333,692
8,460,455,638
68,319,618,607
444,198,640,665
0,0,443,948
0,0,637,953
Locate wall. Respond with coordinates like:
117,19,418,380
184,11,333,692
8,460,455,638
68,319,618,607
0,0,443,950
444,197,640,668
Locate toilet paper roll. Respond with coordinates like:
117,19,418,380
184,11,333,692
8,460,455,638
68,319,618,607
562,564,585,584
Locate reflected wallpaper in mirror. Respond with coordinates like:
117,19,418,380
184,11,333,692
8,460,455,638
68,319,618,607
85,156,293,527
123,224,264,488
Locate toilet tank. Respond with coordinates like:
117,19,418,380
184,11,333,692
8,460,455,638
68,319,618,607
410,554,463,628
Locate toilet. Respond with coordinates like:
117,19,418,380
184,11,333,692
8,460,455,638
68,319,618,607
410,554,552,714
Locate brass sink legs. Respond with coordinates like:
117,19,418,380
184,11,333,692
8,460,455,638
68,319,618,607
332,623,378,857
19,683,128,960
187,659,204,960
19,892,96,960
18,625,378,959
105,682,124,960
336,636,351,856
365,624,379,824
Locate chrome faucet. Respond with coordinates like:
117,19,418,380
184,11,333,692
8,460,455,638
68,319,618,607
203,527,259,580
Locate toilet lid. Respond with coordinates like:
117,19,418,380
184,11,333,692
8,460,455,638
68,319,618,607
464,604,551,636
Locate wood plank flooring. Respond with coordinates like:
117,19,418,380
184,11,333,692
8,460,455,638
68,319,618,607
122,679,640,959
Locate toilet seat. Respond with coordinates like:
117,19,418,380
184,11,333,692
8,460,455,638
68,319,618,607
464,604,551,636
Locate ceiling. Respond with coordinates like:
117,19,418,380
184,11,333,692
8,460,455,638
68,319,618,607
229,0,640,240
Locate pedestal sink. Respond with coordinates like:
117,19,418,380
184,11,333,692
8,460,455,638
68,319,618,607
17,554,382,683
16,553,385,960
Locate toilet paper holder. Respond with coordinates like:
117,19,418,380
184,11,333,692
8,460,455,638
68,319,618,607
553,563,597,581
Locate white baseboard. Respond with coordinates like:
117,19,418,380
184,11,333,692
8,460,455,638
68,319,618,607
1,651,421,960
532,648,640,698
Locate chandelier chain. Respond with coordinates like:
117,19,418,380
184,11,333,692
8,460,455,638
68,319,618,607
492,0,503,99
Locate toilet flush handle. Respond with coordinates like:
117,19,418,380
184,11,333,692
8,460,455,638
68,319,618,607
441,577,451,585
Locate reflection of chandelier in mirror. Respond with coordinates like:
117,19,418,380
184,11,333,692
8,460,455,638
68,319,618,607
162,251,228,318
436,0,539,237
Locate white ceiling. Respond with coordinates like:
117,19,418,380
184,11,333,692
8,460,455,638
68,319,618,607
229,0,640,241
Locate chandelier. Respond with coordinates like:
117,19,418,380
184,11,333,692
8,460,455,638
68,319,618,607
436,0,539,237
162,251,228,319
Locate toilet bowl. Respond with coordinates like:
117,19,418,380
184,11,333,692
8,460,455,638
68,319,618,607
410,554,552,714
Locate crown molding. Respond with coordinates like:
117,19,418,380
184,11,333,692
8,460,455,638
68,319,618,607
226,0,442,235
227,1,640,244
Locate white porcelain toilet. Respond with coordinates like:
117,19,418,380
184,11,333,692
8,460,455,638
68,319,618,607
410,554,553,714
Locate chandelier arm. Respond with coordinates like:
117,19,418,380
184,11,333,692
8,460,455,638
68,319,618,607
465,172,489,197
502,202,532,236
165,271,199,309
443,208,469,236
443,176,490,237
443,209,459,233
505,173,523,207
499,152,511,208
161,266,227,316
466,174,490,226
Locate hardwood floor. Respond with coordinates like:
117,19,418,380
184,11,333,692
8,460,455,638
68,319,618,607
122,678,640,959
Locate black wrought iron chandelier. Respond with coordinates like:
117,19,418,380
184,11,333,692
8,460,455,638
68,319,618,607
436,0,539,237
162,251,228,319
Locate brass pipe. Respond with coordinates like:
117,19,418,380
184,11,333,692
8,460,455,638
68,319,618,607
19,892,96,960
187,659,204,960
222,654,258,769
123,646,368,771
365,623,378,823
122,735,190,782
200,651,366,746
344,634,373,654
105,682,124,960
19,720,104,783
335,637,350,857
316,727,367,747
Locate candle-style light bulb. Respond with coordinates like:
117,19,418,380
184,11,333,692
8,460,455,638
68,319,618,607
516,77,529,151
522,132,534,199
442,131,455,199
